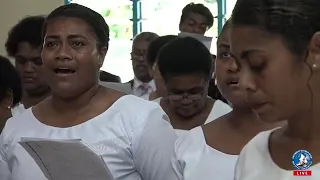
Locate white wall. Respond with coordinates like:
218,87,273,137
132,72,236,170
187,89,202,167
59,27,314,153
0,0,64,57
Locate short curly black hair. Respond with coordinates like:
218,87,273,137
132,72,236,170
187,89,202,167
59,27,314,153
5,16,45,57
146,35,177,67
157,37,213,82
0,56,22,106
179,3,214,29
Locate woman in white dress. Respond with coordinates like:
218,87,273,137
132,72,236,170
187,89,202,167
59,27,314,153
155,37,231,136
148,35,228,105
231,0,320,179
0,56,22,132
0,4,178,180
171,20,284,180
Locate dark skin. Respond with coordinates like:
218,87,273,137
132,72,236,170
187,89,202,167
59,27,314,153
33,17,124,127
15,42,50,108
160,75,214,130
203,26,284,154
231,26,320,170
149,61,166,100
131,40,152,83
0,91,13,132
149,91,159,101
179,12,209,35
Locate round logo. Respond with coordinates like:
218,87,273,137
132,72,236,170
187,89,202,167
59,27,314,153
292,150,312,170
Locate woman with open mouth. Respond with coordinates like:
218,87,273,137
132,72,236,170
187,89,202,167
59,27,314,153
0,3,178,180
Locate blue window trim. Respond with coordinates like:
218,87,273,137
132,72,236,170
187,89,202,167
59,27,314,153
66,0,141,38
65,0,225,37
217,0,226,35
64,0,71,4
130,0,142,38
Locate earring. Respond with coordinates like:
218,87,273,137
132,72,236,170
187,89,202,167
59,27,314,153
313,55,320,69
98,58,103,66
7,106,11,109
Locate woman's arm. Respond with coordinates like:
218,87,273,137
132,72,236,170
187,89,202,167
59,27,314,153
132,105,179,180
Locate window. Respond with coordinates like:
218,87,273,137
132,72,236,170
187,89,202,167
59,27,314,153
226,0,237,19
67,0,231,81
141,0,218,54
70,0,134,82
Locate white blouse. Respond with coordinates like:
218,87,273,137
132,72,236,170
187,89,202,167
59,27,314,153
172,126,238,180
152,98,232,136
10,103,25,116
0,95,178,180
235,129,320,180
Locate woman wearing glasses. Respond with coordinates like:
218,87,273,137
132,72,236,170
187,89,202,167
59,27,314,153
171,20,285,180
155,36,231,136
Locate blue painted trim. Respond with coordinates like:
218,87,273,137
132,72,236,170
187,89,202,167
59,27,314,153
64,0,71,4
217,0,226,34
131,0,142,38
66,0,141,38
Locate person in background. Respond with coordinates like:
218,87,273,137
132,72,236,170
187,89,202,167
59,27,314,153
171,20,284,180
155,37,231,136
231,0,320,179
0,56,22,132
208,56,228,104
99,70,121,83
127,32,159,100
179,3,214,35
179,3,226,103
0,4,178,180
146,35,177,100
5,16,50,113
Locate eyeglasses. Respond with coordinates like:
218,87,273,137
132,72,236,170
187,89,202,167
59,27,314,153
130,52,147,61
168,92,204,102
